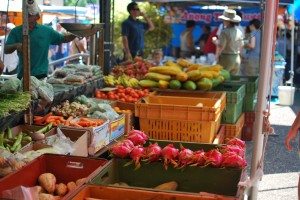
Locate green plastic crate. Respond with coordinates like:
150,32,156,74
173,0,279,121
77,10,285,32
213,83,245,104
227,76,259,93
221,98,244,124
90,140,242,197
243,92,257,112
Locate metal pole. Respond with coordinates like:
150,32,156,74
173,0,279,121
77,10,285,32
22,0,32,124
289,4,295,85
249,0,279,199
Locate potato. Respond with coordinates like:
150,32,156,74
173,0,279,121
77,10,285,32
75,178,86,186
154,181,178,191
38,173,56,193
55,183,68,196
39,193,55,200
67,181,77,192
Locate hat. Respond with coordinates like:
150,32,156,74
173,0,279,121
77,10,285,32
6,23,15,30
218,9,241,23
27,0,41,15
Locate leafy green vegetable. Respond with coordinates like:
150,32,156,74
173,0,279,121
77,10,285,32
0,92,31,118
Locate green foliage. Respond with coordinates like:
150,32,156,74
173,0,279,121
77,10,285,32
64,0,97,7
113,3,172,59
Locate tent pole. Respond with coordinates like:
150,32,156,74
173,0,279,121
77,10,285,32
289,4,295,85
249,0,279,199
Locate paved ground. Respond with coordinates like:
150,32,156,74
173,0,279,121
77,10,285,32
245,89,300,200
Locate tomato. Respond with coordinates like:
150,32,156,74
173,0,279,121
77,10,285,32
120,98,125,102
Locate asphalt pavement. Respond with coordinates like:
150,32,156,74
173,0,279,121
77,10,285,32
245,89,300,200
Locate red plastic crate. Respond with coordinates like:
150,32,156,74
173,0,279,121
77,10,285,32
244,112,255,125
0,154,107,199
241,123,254,141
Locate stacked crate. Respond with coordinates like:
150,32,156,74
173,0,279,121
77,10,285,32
213,83,246,140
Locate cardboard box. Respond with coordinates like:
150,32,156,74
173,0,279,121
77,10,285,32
110,114,125,142
19,127,89,157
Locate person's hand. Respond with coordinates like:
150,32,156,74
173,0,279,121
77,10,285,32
285,128,298,151
124,51,133,61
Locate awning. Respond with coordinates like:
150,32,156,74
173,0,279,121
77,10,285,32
135,0,294,5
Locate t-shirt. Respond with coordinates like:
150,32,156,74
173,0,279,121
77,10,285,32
121,16,149,56
219,27,244,54
6,24,64,78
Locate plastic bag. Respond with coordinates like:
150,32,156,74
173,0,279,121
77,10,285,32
38,81,54,103
2,185,39,200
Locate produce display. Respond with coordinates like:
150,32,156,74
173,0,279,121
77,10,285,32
95,86,149,103
111,131,247,170
0,156,26,177
47,64,103,85
104,74,140,88
0,92,31,118
35,173,86,199
0,129,32,153
139,59,230,91
111,57,153,80
51,100,89,118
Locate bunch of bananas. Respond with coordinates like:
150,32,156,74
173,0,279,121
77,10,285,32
104,74,139,88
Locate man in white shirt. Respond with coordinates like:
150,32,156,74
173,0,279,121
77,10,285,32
3,23,18,75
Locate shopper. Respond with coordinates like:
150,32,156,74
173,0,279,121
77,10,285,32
4,2,76,79
69,37,88,64
180,20,196,58
2,23,19,75
150,49,163,66
284,111,300,199
196,24,211,55
216,9,244,75
241,19,261,76
122,2,155,61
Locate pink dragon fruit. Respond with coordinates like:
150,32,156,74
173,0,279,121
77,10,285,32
205,149,223,167
127,130,148,146
144,143,162,162
161,144,179,170
191,150,206,166
221,152,247,168
222,145,245,158
226,138,245,149
129,145,145,169
177,146,194,168
111,142,132,158
121,139,135,151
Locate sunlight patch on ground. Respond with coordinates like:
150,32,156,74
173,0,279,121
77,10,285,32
269,104,297,126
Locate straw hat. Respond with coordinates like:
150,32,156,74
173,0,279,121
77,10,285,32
218,9,241,23
27,0,41,15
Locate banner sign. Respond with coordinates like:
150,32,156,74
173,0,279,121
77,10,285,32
164,6,261,27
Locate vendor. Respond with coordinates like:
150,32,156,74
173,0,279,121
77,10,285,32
216,9,244,75
4,2,76,79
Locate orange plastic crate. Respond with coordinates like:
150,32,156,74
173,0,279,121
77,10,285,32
135,95,224,122
139,113,221,143
222,113,245,141
71,185,237,200
150,90,226,112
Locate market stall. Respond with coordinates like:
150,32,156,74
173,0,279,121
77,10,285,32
0,0,294,199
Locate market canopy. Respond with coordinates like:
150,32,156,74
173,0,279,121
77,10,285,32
136,0,294,5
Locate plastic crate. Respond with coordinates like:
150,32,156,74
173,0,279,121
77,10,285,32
221,99,243,124
150,90,226,114
139,113,221,143
213,83,245,104
135,95,224,122
222,113,245,141
243,92,257,112
90,157,243,197
227,75,259,93
0,154,108,198
71,185,237,200
213,125,225,144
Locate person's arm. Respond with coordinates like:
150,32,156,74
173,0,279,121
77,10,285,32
245,36,255,49
62,33,76,43
122,36,132,61
215,31,226,61
285,111,300,151
0,58,4,75
4,43,22,54
140,12,154,31
187,32,195,52
74,38,87,53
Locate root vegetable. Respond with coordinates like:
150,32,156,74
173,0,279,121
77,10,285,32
67,181,77,192
55,183,68,196
39,193,56,200
76,178,86,186
154,181,178,191
38,173,56,193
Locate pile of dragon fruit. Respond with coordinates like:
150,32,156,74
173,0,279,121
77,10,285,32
111,129,247,170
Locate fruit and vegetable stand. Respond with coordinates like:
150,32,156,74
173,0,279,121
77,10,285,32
0,0,285,199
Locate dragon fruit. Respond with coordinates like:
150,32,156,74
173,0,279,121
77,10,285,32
177,146,194,168
222,145,245,158
161,144,179,170
226,138,245,149
121,139,135,151
111,142,132,158
144,143,162,162
205,149,223,167
129,145,145,169
127,130,149,146
221,152,247,168
191,150,206,166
